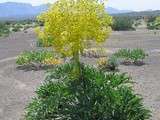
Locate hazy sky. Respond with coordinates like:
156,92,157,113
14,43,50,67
0,0,160,11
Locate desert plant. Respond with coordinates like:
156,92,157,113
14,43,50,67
114,49,131,60
107,55,119,71
16,50,54,65
112,17,135,31
130,49,147,65
26,63,150,120
147,16,160,30
12,24,22,32
25,1,150,120
114,48,148,65
0,22,10,37
36,36,54,47
35,0,112,76
97,56,119,71
152,16,160,29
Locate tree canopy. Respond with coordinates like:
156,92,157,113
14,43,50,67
36,0,112,57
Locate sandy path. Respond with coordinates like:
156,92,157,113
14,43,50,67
0,60,44,120
0,29,45,120
0,29,36,60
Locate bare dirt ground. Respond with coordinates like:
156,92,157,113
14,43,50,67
108,30,160,120
0,29,160,120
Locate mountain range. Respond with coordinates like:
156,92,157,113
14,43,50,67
0,2,132,20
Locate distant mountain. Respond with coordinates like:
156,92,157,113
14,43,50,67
112,10,160,17
0,2,132,20
106,7,132,14
0,2,48,20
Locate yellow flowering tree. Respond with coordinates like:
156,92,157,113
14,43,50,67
36,0,112,75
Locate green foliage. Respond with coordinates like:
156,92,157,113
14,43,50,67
0,20,39,37
130,49,147,63
12,25,21,32
114,48,148,65
36,36,54,47
98,56,119,72
16,50,54,65
0,22,10,37
112,17,135,31
112,10,160,19
153,16,160,29
107,55,119,71
25,63,150,120
114,49,131,60
147,16,160,30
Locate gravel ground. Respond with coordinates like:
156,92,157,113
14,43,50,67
105,30,160,120
0,29,160,120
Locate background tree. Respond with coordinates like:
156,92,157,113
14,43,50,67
147,16,160,30
154,16,160,29
112,16,135,31
36,0,112,75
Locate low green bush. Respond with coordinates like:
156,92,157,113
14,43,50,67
16,50,54,65
107,55,119,71
0,22,10,37
112,17,135,31
114,49,131,60
25,63,150,120
36,36,54,47
114,48,148,65
97,56,119,72
130,49,147,64
12,25,22,32
147,16,160,30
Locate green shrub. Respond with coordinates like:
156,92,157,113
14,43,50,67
147,16,160,30
114,49,131,60
12,25,21,32
112,17,135,31
107,56,119,71
0,22,10,37
36,36,54,47
130,49,147,63
98,56,119,72
25,63,150,120
16,50,54,65
114,48,148,65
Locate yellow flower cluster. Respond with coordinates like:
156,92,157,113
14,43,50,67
42,58,63,65
36,0,112,57
97,57,108,67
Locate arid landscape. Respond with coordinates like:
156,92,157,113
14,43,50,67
0,0,160,120
0,29,160,120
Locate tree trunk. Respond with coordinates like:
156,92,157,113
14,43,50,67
73,52,81,78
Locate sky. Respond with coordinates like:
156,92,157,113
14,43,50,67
0,0,160,11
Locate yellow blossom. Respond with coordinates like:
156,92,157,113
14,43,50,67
36,0,112,57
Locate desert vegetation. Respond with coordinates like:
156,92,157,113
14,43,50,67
0,20,38,37
16,50,63,70
112,16,135,31
114,48,148,65
97,56,119,72
18,0,151,120
2,0,160,120
0,22,10,37
147,16,160,30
